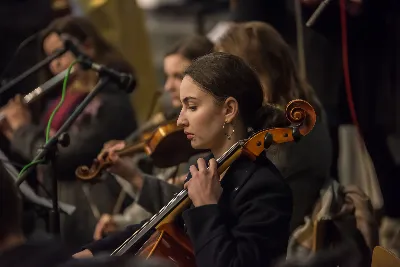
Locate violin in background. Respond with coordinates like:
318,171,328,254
76,119,204,182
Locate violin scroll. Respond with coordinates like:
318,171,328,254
76,159,113,181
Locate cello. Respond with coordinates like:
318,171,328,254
108,99,316,265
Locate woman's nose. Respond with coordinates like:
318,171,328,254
177,109,187,127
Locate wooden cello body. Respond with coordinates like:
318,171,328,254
136,223,196,265
109,100,316,267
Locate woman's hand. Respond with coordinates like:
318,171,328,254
97,140,138,180
0,95,31,139
73,249,93,258
93,213,117,240
97,140,145,191
184,158,222,207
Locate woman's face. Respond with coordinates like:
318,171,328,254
163,54,191,108
43,32,77,75
177,76,228,150
43,32,95,76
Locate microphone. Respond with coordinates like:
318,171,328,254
0,67,77,122
60,35,136,93
79,59,136,93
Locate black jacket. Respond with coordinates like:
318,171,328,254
85,154,292,267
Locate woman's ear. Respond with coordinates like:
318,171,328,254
223,96,239,123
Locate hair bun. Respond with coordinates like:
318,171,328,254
252,104,289,132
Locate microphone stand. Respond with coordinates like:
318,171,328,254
15,57,132,235
0,48,68,95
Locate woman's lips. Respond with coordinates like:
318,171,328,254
184,131,194,140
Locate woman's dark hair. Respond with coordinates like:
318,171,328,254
0,162,22,240
165,35,213,61
38,16,134,83
184,52,288,131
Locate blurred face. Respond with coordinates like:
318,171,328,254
43,33,77,75
43,32,95,76
177,76,228,151
163,54,191,108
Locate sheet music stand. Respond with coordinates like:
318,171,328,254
0,148,75,216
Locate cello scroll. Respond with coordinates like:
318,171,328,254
251,99,316,154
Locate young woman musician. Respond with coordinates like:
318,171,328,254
214,21,333,231
75,52,293,267
0,16,137,248
92,35,214,238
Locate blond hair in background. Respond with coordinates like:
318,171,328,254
73,0,159,124
215,22,318,112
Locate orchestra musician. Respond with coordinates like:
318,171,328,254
93,21,329,241
92,35,214,239
0,16,137,248
74,52,293,267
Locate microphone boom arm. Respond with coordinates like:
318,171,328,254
0,47,68,96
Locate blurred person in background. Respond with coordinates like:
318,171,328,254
0,16,137,250
300,0,400,255
0,0,71,242
214,21,332,232
230,0,400,254
92,35,213,240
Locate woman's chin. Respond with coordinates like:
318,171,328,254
190,140,205,150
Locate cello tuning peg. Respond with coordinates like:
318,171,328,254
292,126,302,142
264,132,273,150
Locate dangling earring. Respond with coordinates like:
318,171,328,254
223,120,235,140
